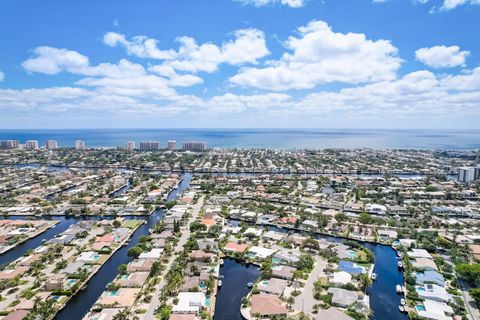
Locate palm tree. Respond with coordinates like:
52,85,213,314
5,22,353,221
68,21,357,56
112,308,131,320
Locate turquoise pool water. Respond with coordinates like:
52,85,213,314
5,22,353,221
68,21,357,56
66,279,77,286
416,305,426,312
205,296,211,307
107,290,118,296
348,250,357,259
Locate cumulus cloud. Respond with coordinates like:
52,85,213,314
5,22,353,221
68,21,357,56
415,45,470,68
235,0,305,8
230,20,401,90
103,32,176,59
104,28,269,73
22,47,89,75
441,0,480,10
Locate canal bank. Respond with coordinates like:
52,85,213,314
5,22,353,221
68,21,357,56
54,173,192,320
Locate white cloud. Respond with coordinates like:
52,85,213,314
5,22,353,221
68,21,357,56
103,32,176,59
230,20,401,90
235,0,305,8
441,0,480,10
105,28,269,73
22,47,89,75
205,93,292,113
415,45,470,68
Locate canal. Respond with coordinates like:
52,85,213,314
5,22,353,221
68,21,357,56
55,173,192,319
214,258,260,320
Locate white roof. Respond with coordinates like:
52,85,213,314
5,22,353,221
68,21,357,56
139,248,163,259
331,271,352,285
172,292,205,314
248,246,275,259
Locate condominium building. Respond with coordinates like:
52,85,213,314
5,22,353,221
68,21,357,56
139,141,160,151
458,167,476,183
0,140,19,149
125,141,135,151
168,140,176,151
182,141,207,152
46,140,58,149
75,140,86,150
25,140,39,150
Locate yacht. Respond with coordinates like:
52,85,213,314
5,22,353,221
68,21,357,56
371,273,377,280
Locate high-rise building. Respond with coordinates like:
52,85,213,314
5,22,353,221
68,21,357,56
475,165,480,181
25,140,39,150
458,167,476,183
75,140,86,150
46,140,58,149
139,141,160,151
168,140,176,151
125,141,135,151
0,140,19,149
182,141,207,152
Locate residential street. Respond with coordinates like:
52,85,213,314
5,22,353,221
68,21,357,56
141,195,205,320
292,256,327,314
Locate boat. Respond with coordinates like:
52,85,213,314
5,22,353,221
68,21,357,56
398,261,404,269
399,306,405,313
371,273,377,280
400,298,406,306
220,259,224,266
247,282,253,288
218,280,222,287
396,284,403,293
397,252,404,258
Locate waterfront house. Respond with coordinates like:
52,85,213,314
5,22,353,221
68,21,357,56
271,265,297,280
223,242,248,254
127,259,154,272
313,307,355,320
415,270,445,287
327,288,360,308
0,267,29,280
97,288,140,308
77,251,101,263
180,276,200,292
272,250,300,265
338,261,365,275
197,239,218,252
412,258,438,271
139,248,163,260
117,271,149,288
257,278,288,296
170,315,198,320
83,308,122,320
416,284,451,303
48,233,76,245
45,274,67,291
62,261,86,275
416,300,454,320
408,249,433,259
189,250,214,262
172,292,206,314
247,246,276,260
3,310,29,320
249,294,288,318
331,271,353,286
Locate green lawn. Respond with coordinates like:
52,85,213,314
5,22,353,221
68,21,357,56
123,220,143,229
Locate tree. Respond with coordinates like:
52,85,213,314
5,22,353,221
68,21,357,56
127,246,143,258
456,263,480,285
113,219,122,228
118,264,127,275
335,212,348,223
359,212,372,225
297,253,314,272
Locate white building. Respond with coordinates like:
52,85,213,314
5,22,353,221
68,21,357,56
172,292,206,314
75,140,86,150
46,140,58,149
0,140,19,149
365,203,387,215
182,141,206,152
125,141,135,151
458,167,477,183
168,140,176,151
139,141,160,150
25,140,39,150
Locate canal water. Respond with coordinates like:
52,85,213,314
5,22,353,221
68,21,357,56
1,171,407,320
55,173,192,320
214,258,260,320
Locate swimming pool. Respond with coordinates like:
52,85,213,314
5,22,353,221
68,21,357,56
205,296,211,307
415,305,426,312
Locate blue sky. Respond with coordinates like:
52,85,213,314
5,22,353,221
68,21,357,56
0,0,479,129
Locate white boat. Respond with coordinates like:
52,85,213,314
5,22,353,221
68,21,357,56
220,259,224,266
398,261,404,269
397,252,404,258
399,306,405,313
218,280,222,287
371,273,377,280
247,282,253,288
400,298,406,306
396,284,403,293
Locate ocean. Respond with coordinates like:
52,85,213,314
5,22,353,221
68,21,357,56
0,128,479,150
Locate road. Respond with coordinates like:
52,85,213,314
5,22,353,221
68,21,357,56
292,256,327,314
140,195,205,320
458,279,480,320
